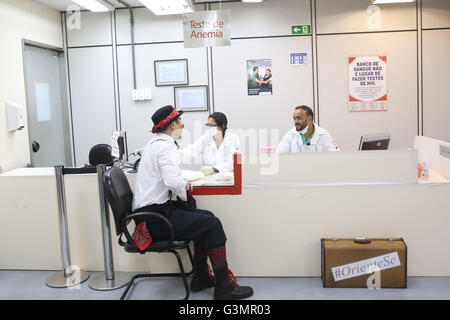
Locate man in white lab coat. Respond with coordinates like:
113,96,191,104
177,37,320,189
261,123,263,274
132,105,253,300
277,105,340,153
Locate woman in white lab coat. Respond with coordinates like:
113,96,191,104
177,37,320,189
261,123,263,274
179,112,240,173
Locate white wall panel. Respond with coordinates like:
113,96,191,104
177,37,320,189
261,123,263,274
115,5,206,45
317,31,418,151
117,43,209,153
422,0,450,29
212,36,314,149
68,47,116,165
66,11,112,47
422,29,450,142
316,0,417,34
211,0,311,38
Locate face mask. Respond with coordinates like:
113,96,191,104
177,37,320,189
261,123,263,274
208,126,218,137
300,125,309,135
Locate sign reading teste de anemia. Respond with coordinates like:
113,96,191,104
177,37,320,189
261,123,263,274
182,10,231,48
348,56,387,112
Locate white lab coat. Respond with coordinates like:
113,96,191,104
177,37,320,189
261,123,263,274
132,133,187,211
179,130,240,172
276,123,340,153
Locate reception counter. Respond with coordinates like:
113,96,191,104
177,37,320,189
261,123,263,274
1,137,449,277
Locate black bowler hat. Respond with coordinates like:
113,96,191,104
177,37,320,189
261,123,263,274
151,105,183,133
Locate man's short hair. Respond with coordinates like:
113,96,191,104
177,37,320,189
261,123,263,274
295,105,314,119
253,66,258,72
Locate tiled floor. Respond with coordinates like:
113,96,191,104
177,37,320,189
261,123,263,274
0,270,449,300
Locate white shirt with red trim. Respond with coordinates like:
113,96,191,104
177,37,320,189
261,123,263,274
132,133,187,211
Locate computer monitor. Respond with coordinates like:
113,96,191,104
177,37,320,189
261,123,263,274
358,133,391,151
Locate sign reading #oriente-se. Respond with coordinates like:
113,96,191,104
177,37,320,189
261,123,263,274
182,10,231,48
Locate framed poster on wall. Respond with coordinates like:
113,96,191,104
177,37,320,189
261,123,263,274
154,59,189,86
348,56,387,112
174,85,209,112
247,59,273,96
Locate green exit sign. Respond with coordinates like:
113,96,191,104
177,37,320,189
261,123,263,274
291,24,311,35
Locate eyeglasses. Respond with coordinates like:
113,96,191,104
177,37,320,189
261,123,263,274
204,124,217,127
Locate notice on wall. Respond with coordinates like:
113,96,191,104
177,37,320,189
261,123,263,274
247,59,273,96
159,63,186,83
348,56,387,112
290,53,307,66
177,88,205,110
182,10,231,48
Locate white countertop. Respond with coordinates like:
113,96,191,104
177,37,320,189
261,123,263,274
0,167,55,177
418,169,450,184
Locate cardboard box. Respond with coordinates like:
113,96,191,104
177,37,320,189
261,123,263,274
321,238,407,288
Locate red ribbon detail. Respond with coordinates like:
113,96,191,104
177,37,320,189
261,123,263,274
152,109,179,133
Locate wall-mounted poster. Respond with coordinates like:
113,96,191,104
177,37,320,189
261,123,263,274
247,59,272,96
348,56,387,112
154,59,189,86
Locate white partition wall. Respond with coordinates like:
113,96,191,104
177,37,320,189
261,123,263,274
66,11,112,47
211,0,311,38
115,7,185,44
212,36,313,138
210,0,313,150
317,32,418,151
421,0,450,143
422,0,450,29
315,0,417,34
117,43,210,153
68,47,116,165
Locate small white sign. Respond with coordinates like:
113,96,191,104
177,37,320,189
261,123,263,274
159,63,186,83
178,89,205,109
182,10,231,48
331,252,401,282
111,131,121,158
290,53,307,66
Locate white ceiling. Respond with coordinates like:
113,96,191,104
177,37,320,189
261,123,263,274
33,0,239,12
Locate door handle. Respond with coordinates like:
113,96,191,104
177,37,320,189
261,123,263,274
32,141,40,153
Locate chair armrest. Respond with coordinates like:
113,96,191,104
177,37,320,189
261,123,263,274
122,212,175,247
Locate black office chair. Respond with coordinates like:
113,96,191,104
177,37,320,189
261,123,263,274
103,166,194,300
89,144,114,166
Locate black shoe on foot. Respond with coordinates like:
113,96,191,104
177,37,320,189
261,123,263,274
190,257,216,292
213,264,253,300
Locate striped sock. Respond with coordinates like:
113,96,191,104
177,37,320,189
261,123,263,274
194,242,208,256
207,245,227,267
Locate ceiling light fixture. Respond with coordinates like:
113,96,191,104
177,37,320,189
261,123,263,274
372,0,414,4
138,0,194,15
72,0,114,12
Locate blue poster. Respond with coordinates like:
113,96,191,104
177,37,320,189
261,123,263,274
290,53,307,66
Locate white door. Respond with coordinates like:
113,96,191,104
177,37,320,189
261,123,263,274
23,45,71,167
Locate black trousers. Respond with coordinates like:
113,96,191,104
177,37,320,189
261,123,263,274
134,200,227,250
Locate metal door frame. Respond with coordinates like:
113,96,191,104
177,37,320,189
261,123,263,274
21,39,74,167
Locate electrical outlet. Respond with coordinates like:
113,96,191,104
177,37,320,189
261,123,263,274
144,89,152,100
132,90,139,101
